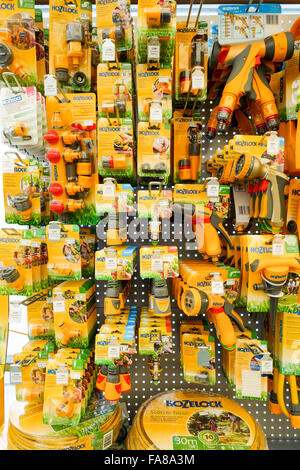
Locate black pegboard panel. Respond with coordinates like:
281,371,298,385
92,10,300,443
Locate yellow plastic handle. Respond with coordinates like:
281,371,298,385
210,308,236,350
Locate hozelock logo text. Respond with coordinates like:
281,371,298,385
51,5,77,13
0,2,14,10
250,247,272,254
97,0,117,5
72,96,93,100
196,281,210,287
138,71,159,78
177,27,197,33
99,127,120,132
139,131,159,136
175,189,199,195
98,71,120,78
166,400,223,408
14,167,26,173
235,141,262,147
3,95,22,105
292,189,300,196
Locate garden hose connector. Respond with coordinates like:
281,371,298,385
66,21,85,68
58,321,81,347
104,280,122,315
8,194,32,220
0,266,23,292
119,364,131,393
148,356,162,385
102,25,125,43
0,29,27,79
104,366,121,402
96,365,108,392
102,155,126,170
21,389,44,403
55,55,69,83
56,398,74,418
152,279,171,317
145,6,171,27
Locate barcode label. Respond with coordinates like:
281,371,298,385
103,430,113,450
266,14,279,24
238,206,250,215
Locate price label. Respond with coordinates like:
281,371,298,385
261,354,273,375
151,258,163,272
44,75,58,97
53,300,65,313
192,67,205,90
105,257,117,271
148,45,160,60
103,184,115,198
150,103,162,123
10,367,22,385
9,303,22,324
272,242,284,256
211,280,224,295
108,345,120,358
56,368,69,385
48,227,61,241
102,39,116,62
267,133,280,155
206,179,219,199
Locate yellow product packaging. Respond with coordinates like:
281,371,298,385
137,121,170,184
231,134,285,172
12,350,51,403
0,0,37,85
137,185,172,219
236,235,249,307
95,308,137,365
0,297,8,430
53,279,96,349
181,333,215,386
45,94,98,224
95,246,137,280
79,227,96,278
97,63,133,120
172,116,202,183
140,246,179,279
2,156,41,226
286,179,300,237
0,229,36,296
174,21,208,107
235,338,269,401
137,0,176,67
98,117,136,184
277,309,300,375
136,65,172,122
40,228,49,289
96,0,133,59
35,9,46,90
283,40,300,121
222,326,257,388
96,180,135,216
46,223,81,281
22,339,56,355
173,183,231,218
43,359,82,427
25,288,54,340
49,0,92,91
247,234,300,313
138,325,172,356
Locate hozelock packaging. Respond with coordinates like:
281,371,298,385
173,21,208,108
96,0,133,60
98,118,136,184
96,180,135,216
95,246,137,280
137,122,171,184
2,155,41,226
53,279,96,349
46,224,81,281
49,0,92,92
136,65,172,122
181,333,215,386
0,0,37,86
172,116,202,183
137,0,176,67
277,309,300,375
25,288,55,341
140,246,179,279
97,63,133,120
79,227,96,278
